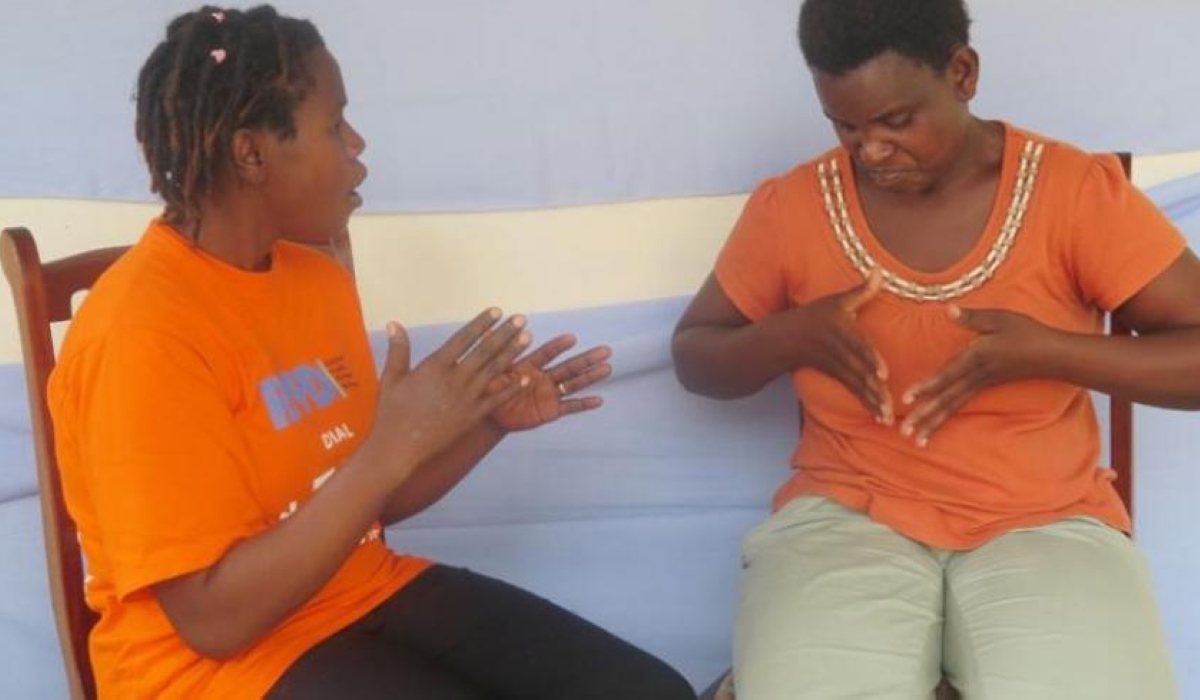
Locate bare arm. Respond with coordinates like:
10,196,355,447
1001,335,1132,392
151,311,528,659
1048,249,1200,409
379,421,506,525
151,446,408,659
671,275,797,398
672,273,891,419
903,250,1200,442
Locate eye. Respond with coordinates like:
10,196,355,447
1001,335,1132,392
883,113,912,129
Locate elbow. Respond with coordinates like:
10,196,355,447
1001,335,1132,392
670,336,749,400
174,619,256,661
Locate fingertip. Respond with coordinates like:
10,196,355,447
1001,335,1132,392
487,307,502,320
948,304,962,320
519,375,531,387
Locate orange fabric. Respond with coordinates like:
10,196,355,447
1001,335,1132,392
48,220,431,698
714,124,1187,550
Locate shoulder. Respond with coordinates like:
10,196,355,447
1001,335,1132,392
743,146,844,215
1009,124,1127,193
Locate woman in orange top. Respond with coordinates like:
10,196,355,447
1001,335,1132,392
673,1,1200,698
48,5,694,699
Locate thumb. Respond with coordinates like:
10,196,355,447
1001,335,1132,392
380,321,411,381
949,305,999,334
841,268,883,314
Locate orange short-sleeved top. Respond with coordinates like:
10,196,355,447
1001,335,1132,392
48,220,431,698
715,123,1187,550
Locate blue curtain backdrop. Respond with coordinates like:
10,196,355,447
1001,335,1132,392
2,0,1198,211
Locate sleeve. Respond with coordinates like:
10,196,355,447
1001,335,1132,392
70,328,267,599
713,177,790,321
1068,154,1188,311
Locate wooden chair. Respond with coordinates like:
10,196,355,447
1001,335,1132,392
0,226,355,700
699,152,1138,700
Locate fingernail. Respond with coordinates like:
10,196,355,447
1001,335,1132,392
511,315,526,328
900,423,913,437
518,332,530,345
488,307,501,319
948,305,961,319
519,375,530,387
902,392,914,405
916,435,928,448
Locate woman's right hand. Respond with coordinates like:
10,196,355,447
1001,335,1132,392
781,271,893,424
365,308,531,479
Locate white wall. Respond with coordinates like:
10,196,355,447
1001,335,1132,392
1,151,1199,365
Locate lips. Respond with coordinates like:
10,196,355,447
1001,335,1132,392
349,166,368,207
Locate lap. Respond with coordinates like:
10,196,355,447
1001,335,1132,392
733,499,1176,700
271,565,694,700
943,517,1177,699
734,497,943,699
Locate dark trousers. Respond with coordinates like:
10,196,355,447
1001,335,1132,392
267,564,696,699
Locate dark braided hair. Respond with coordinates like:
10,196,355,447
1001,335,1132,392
135,5,324,226
798,0,971,76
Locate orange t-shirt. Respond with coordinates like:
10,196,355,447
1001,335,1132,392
714,123,1187,550
48,221,431,698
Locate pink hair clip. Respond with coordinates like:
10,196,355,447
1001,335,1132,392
210,48,227,65
211,11,225,23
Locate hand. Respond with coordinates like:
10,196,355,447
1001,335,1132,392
899,305,1059,446
365,309,531,479
488,334,613,432
788,270,892,423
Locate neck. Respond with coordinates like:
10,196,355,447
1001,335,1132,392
924,118,1002,195
174,200,277,272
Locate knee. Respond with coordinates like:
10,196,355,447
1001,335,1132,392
587,656,696,700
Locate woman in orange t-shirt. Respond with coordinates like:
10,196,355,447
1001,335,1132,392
673,1,1200,698
48,5,695,699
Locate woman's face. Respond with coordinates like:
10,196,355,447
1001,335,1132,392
258,47,369,244
812,47,979,194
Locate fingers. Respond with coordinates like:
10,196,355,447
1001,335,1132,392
558,395,604,416
434,307,503,363
840,268,883,315
453,313,530,379
900,376,975,447
554,361,613,397
829,334,891,422
547,346,612,383
521,334,578,370
380,321,411,382
899,351,979,445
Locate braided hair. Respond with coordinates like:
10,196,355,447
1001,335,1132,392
135,5,324,226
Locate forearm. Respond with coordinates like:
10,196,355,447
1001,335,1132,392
379,420,506,525
1046,326,1200,409
154,446,410,659
672,315,798,399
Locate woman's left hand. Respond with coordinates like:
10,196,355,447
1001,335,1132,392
899,305,1060,446
489,334,613,432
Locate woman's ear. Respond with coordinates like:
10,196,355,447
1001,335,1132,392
230,128,268,185
947,45,980,103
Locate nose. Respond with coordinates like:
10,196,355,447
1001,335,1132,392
345,121,366,158
857,138,895,166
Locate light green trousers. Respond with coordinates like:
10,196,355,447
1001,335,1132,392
733,497,1177,700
